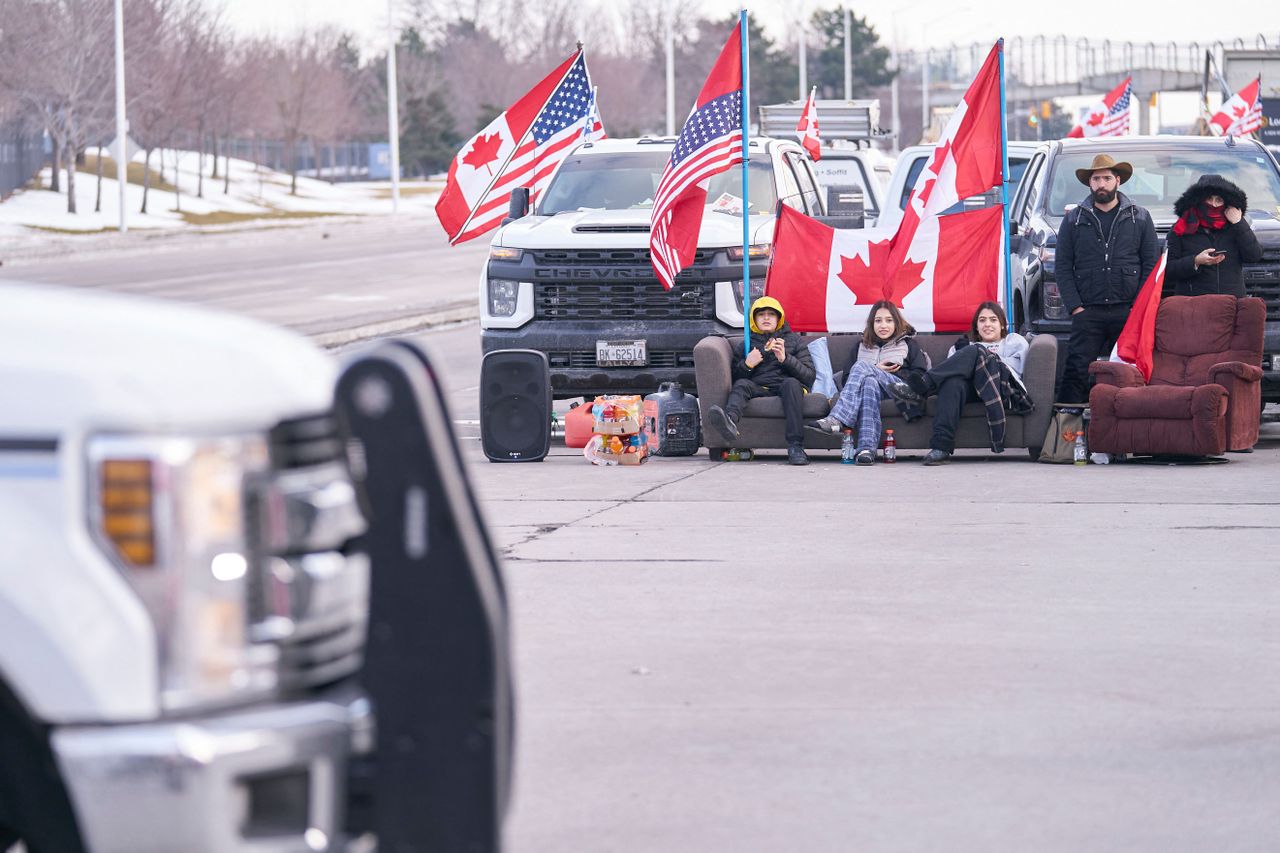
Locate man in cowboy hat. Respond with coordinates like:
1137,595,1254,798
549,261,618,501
1054,152,1159,404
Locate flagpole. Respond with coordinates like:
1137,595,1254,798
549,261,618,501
997,38,1014,320
740,7,751,360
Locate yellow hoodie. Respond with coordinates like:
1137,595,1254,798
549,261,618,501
748,296,786,334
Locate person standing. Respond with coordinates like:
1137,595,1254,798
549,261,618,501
1054,154,1159,404
1165,173,1263,297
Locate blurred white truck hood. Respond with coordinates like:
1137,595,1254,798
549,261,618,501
0,283,335,435
496,209,777,248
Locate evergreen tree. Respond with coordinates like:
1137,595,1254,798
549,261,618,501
808,7,893,100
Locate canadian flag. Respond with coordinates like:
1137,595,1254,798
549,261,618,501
765,42,1005,333
1068,76,1132,138
1210,77,1263,137
796,87,821,160
436,51,588,244
1115,250,1168,381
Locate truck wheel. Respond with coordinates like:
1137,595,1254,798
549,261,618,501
0,682,87,853
707,446,726,461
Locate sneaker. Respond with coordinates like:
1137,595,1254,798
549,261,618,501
855,449,875,465
922,448,952,466
905,371,933,397
787,445,810,466
804,415,843,435
706,405,739,443
885,381,923,406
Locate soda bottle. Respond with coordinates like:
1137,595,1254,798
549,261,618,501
840,428,856,464
883,429,897,463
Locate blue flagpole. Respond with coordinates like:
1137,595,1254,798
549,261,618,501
740,7,751,360
998,39,1014,320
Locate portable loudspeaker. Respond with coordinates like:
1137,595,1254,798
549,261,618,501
480,349,551,462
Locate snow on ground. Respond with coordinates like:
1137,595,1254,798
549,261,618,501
0,146,441,244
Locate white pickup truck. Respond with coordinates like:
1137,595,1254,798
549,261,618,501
479,136,850,398
0,283,509,851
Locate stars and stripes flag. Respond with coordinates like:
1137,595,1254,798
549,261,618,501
1210,77,1263,137
1068,76,1132,138
650,24,744,290
437,51,605,245
765,42,1006,333
796,87,821,160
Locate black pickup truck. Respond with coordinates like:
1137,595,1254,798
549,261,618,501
1007,136,1280,403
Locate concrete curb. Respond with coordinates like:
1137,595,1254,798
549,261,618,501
311,301,478,349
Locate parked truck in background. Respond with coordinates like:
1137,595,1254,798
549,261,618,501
0,283,509,851
479,135,845,399
1007,135,1280,402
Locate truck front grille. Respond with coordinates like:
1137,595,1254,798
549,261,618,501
547,350,696,369
1243,264,1280,322
250,412,368,695
536,282,712,320
531,248,714,265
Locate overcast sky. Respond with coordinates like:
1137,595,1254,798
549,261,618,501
216,0,1280,53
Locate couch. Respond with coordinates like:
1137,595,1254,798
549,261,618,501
1088,295,1265,457
693,332,1058,459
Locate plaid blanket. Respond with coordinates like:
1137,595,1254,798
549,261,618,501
972,347,1035,452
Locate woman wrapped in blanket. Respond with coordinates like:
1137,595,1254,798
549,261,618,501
886,301,1029,466
805,300,929,465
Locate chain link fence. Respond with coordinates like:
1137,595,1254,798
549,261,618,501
0,120,46,199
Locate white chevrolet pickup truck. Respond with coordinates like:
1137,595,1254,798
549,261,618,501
479,136,848,398
0,283,510,851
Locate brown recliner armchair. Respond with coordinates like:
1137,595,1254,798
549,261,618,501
1088,295,1265,457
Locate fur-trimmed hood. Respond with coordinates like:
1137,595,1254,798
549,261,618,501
1174,174,1248,216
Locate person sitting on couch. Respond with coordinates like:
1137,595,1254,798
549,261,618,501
804,300,929,465
887,301,1032,466
705,295,816,466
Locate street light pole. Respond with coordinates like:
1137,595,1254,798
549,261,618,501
113,0,127,233
665,2,675,135
798,15,807,100
843,6,852,101
386,0,401,213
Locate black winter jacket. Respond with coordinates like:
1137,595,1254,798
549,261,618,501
731,323,816,389
1165,175,1264,297
1055,192,1159,312
1165,221,1263,296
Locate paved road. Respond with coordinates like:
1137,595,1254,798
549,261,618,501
401,323,1280,853
8,221,1279,850
0,214,488,342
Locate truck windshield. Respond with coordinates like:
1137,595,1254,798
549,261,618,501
1043,147,1280,223
538,151,778,215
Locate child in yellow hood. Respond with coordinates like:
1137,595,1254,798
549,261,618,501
705,296,817,465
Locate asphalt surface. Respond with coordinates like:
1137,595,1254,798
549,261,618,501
8,219,1280,851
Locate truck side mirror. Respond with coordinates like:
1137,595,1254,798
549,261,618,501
335,340,513,851
503,187,530,224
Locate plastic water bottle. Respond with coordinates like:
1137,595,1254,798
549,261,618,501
1073,430,1087,465
883,429,897,463
841,428,856,464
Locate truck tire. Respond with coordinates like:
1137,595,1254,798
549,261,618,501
0,681,87,853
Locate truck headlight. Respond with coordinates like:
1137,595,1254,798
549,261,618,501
730,278,767,306
488,279,521,317
727,243,772,261
1042,278,1068,320
88,433,277,713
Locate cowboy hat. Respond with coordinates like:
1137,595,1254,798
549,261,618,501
1075,153,1133,185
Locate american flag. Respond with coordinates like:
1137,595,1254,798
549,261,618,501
447,53,605,245
1069,76,1132,139
650,26,744,290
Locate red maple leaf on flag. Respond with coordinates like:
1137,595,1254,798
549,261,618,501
463,133,504,175
836,240,893,304
887,257,929,306
1233,103,1247,119
1087,111,1105,127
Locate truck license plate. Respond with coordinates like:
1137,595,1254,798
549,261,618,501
596,340,647,367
